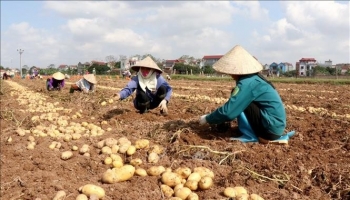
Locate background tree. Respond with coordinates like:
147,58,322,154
105,55,116,69
202,65,215,75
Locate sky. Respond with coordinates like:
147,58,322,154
1,1,349,69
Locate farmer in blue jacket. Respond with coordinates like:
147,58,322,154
114,56,172,115
199,45,294,144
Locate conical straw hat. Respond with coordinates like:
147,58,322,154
213,45,263,75
83,74,97,84
52,72,65,80
131,56,163,73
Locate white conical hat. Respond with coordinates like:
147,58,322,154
52,72,65,80
131,56,163,73
213,45,263,75
83,74,97,84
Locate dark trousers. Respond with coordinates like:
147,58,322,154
243,102,281,140
135,86,167,113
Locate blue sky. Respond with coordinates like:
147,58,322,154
1,1,349,69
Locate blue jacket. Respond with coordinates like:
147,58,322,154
206,74,286,135
119,74,172,104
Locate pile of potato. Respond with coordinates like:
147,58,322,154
223,186,264,200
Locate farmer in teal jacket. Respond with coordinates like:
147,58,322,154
199,45,294,144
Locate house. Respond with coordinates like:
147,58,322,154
58,65,68,71
163,59,185,74
269,62,295,75
90,61,106,66
200,55,223,68
297,58,317,76
335,63,350,75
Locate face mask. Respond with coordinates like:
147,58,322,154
141,68,152,78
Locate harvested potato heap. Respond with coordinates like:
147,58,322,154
223,186,264,200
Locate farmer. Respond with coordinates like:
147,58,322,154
166,74,171,81
46,72,65,91
114,56,172,115
70,74,97,93
198,45,294,144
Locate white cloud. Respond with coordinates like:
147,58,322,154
1,1,348,68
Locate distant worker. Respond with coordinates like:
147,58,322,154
166,74,171,81
46,72,65,91
70,74,97,93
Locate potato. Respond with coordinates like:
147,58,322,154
148,144,164,154
193,167,214,179
126,145,136,156
105,138,118,147
175,187,192,200
79,144,89,154
187,172,201,182
101,146,112,155
135,139,150,149
161,172,182,187
53,190,66,200
110,164,135,182
198,176,213,190
79,184,105,198
147,166,166,176
135,168,148,176
250,194,264,200
61,151,73,160
187,192,199,200
76,194,88,200
16,128,26,136
237,193,249,200
161,184,174,198
130,158,143,166
119,143,131,154
174,184,184,193
175,167,192,179
111,144,119,154
184,180,198,191
104,157,113,165
101,169,118,184
148,152,159,163
224,186,248,198
169,198,183,200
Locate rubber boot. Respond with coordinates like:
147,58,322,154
230,112,258,143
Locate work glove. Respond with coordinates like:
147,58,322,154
199,115,208,125
158,99,168,114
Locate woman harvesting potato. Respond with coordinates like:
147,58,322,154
198,45,295,144
114,56,172,115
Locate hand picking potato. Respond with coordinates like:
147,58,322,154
79,184,105,198
161,172,182,187
198,176,213,190
53,190,66,200
161,184,174,198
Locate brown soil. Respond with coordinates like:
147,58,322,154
0,77,349,200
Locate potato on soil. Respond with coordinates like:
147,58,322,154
53,190,66,200
102,164,135,183
135,168,148,176
250,194,264,200
147,166,166,176
184,180,198,191
224,186,248,198
198,176,213,190
61,151,73,160
175,187,192,200
161,184,174,198
193,167,214,179
186,172,201,182
161,172,182,187
79,184,105,198
76,194,88,200
148,152,159,163
135,139,150,149
174,167,192,179
187,192,199,200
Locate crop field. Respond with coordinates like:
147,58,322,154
0,76,349,200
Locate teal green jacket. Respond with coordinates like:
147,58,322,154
205,74,286,135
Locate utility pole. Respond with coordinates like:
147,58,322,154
17,49,24,78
